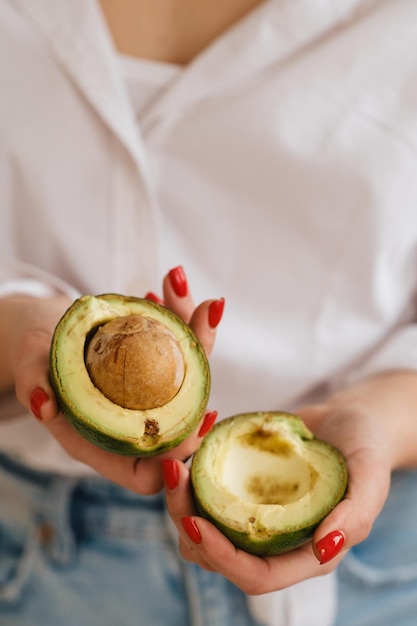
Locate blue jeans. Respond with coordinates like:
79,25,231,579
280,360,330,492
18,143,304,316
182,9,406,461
0,453,260,626
1,453,417,626
336,470,417,626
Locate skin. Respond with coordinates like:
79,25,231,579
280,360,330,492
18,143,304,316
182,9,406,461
99,0,266,65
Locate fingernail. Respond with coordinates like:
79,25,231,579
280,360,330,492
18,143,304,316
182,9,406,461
145,291,164,305
30,388,49,421
162,459,179,491
208,298,225,328
168,266,188,298
181,517,202,544
198,411,218,437
316,530,345,564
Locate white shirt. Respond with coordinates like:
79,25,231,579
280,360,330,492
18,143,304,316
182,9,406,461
1,1,417,624
118,54,183,120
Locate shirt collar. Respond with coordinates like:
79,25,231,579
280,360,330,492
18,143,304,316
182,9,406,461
15,0,370,142
15,0,145,163
139,0,372,136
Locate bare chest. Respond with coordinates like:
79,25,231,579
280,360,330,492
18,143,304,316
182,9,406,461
99,0,265,65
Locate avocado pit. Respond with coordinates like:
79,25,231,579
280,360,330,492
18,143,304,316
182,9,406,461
85,314,185,410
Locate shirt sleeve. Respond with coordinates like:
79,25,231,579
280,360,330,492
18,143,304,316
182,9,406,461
0,260,80,420
334,322,417,390
0,260,80,300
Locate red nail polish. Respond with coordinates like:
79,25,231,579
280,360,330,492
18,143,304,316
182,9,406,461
181,517,202,544
145,292,164,305
208,298,225,328
168,265,188,298
198,411,218,437
316,530,345,564
30,388,49,421
168,266,188,298
162,459,179,491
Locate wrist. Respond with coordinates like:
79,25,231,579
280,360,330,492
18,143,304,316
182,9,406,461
0,295,71,393
327,370,417,470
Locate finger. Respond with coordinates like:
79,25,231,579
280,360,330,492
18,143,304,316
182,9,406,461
296,404,329,432
158,410,218,464
178,539,217,571
163,459,199,521
14,327,60,422
162,266,195,323
181,515,342,594
312,442,390,564
163,458,217,571
296,404,392,564
144,291,164,305
161,266,225,356
188,299,225,358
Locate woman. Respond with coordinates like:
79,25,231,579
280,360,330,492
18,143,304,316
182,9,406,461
1,1,417,624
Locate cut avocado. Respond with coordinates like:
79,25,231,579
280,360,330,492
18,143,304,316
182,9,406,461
191,412,348,556
49,294,210,456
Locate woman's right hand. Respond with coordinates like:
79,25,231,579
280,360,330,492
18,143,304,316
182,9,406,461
3,267,223,494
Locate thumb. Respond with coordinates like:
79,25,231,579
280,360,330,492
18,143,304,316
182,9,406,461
296,403,392,564
312,444,390,564
14,328,60,422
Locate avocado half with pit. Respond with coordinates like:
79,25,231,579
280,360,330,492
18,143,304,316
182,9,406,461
191,412,348,556
49,294,210,456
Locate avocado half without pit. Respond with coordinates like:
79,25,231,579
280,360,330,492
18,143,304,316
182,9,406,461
49,294,210,456
191,412,348,556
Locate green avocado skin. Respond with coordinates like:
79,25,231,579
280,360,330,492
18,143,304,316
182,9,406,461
193,492,336,557
194,492,340,556
49,293,210,457
190,412,348,556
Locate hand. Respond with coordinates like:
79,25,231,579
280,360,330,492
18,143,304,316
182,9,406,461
163,371,417,594
8,267,224,494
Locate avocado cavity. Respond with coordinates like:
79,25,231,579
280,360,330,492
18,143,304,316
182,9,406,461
191,412,348,556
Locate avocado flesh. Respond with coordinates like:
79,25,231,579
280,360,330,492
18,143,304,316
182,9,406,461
49,294,210,456
191,412,348,556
